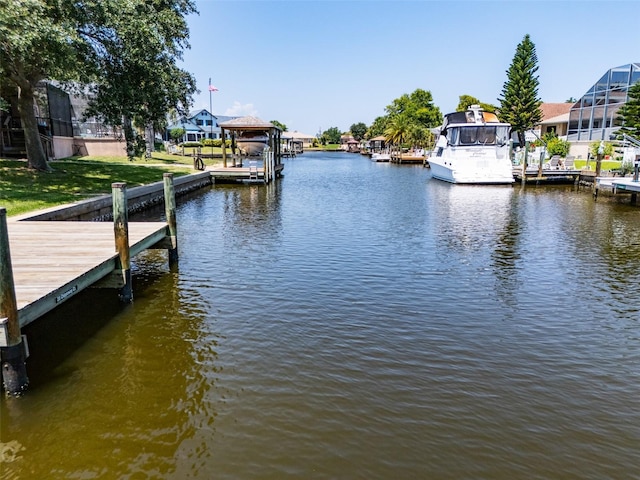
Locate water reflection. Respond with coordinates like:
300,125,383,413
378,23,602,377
1,252,220,479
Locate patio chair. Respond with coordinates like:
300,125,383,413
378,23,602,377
544,155,561,170
564,155,575,170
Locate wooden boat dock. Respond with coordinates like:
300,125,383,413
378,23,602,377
594,176,640,203
209,162,285,183
1,175,181,395
513,167,583,184
6,219,169,328
390,152,428,165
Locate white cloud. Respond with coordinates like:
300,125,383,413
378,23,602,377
225,102,258,117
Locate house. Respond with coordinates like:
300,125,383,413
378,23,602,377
169,117,207,142
568,63,640,143
537,103,573,137
340,133,355,150
165,110,238,143
367,135,387,153
285,131,316,148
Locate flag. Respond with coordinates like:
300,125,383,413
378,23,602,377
208,78,218,92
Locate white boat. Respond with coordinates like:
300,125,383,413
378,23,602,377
237,132,269,156
371,152,391,162
429,105,514,184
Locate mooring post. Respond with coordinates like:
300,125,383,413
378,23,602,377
163,173,178,266
0,208,29,396
521,141,529,187
112,183,132,302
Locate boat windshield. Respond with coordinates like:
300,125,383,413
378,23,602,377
448,126,510,146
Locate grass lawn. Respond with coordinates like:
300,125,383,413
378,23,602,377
573,159,621,170
0,156,200,217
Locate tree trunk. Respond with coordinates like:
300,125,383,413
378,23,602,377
16,84,49,171
123,116,135,161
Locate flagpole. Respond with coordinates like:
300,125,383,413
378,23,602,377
209,78,213,160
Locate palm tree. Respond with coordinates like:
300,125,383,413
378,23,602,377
384,115,410,149
407,125,432,150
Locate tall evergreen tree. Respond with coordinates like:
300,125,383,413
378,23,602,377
498,34,542,146
617,81,640,139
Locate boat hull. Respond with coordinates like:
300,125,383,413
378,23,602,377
237,135,269,156
371,153,391,162
429,156,514,184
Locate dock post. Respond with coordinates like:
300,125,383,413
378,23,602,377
163,173,178,266
112,183,132,302
521,141,529,187
0,208,29,396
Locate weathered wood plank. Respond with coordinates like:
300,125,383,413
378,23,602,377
5,220,168,327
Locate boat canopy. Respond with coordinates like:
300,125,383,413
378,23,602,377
446,125,511,147
442,105,503,129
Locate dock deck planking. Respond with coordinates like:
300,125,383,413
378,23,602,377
6,220,169,328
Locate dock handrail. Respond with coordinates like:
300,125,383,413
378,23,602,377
622,133,640,149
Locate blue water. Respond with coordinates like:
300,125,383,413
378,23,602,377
3,151,640,479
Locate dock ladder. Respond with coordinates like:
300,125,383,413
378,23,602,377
249,161,258,181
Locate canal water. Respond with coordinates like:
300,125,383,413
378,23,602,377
2,151,640,479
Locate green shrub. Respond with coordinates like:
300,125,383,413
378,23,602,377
589,141,614,157
620,160,635,175
169,127,186,142
547,137,570,157
201,139,231,147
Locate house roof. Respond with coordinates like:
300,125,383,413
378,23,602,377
286,131,316,140
539,103,572,122
219,115,278,130
166,118,202,131
214,115,239,125
540,112,570,125
370,135,386,142
190,109,215,118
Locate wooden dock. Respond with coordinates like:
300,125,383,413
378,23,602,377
209,163,285,183
1,175,180,395
594,176,640,204
6,219,169,328
513,168,582,184
390,153,427,165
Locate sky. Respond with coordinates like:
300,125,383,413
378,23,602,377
180,0,640,136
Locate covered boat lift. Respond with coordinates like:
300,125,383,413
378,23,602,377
213,116,285,183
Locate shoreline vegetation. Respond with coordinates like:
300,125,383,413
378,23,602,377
0,155,198,217
0,150,627,217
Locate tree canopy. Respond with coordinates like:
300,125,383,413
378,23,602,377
617,81,640,139
0,0,197,169
270,120,287,131
368,88,441,148
349,122,367,141
384,89,442,128
366,116,390,139
321,127,342,144
498,34,542,146
456,95,498,114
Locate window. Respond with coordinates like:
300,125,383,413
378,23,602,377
476,126,496,145
459,127,478,145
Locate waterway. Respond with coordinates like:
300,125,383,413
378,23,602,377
2,151,640,479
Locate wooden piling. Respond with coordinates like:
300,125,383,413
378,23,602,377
112,183,132,302
0,208,29,396
163,173,178,265
521,141,529,188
